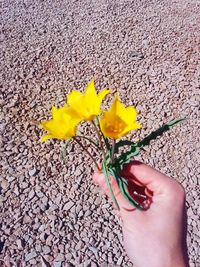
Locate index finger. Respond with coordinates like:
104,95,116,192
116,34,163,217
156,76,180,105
120,160,174,195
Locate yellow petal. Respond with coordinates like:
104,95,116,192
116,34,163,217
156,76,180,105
64,107,82,121
132,122,142,129
41,134,54,143
85,80,97,100
83,80,98,114
67,91,83,110
40,120,53,132
98,89,110,103
121,122,142,137
122,106,137,123
40,103,79,142
100,113,127,139
99,95,141,139
51,106,58,119
41,120,59,134
65,80,111,121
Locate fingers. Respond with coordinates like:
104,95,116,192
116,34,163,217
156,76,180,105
121,160,175,195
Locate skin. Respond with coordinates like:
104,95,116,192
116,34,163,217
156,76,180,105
93,161,189,267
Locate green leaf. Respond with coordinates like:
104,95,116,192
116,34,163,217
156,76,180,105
104,118,186,210
102,161,120,210
114,140,136,154
104,136,111,151
104,149,112,165
114,144,140,169
115,117,186,170
137,117,186,149
109,167,144,210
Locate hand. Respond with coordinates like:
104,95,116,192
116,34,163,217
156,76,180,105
93,161,189,267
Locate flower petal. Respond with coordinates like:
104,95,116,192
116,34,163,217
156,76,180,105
67,91,83,110
41,134,54,143
52,106,58,119
122,106,137,123
99,95,141,139
85,80,97,99
98,89,110,103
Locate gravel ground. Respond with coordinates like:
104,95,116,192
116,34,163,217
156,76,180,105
0,0,200,266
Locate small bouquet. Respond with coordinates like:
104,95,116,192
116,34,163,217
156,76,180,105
40,80,184,210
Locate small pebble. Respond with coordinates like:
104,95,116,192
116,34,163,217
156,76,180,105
25,251,37,261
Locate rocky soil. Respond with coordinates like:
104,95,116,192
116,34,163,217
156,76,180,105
0,0,199,266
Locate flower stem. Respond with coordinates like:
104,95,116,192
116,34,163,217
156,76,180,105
111,139,116,164
91,120,106,157
96,117,111,152
73,137,100,171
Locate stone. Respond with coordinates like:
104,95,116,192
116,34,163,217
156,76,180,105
129,50,144,60
28,189,35,199
75,241,84,250
7,176,15,182
88,247,98,254
21,182,29,189
53,261,63,267
1,179,9,190
42,245,51,255
28,168,38,176
36,244,42,252
29,259,37,265
65,253,73,261
90,262,98,267
94,197,101,206
25,251,37,261
41,256,51,267
54,253,65,261
16,239,24,250
23,215,32,224
13,185,20,196
49,203,58,212
64,263,74,267
63,201,74,211
116,256,123,265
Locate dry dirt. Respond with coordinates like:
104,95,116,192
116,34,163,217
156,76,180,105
0,0,200,266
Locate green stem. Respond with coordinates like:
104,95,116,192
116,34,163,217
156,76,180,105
103,161,120,210
96,117,111,152
73,137,100,171
111,139,116,164
91,120,106,157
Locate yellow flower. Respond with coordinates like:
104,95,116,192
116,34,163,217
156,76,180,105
40,105,79,143
100,96,141,139
66,80,110,121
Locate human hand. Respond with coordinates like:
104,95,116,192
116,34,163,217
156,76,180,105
93,161,189,267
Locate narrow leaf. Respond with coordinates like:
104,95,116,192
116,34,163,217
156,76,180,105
137,117,186,148
102,161,120,210
114,140,136,154
111,168,144,210
114,145,140,169
115,117,186,169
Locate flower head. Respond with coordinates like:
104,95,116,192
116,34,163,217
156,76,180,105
66,80,110,121
100,96,141,139
40,105,79,143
